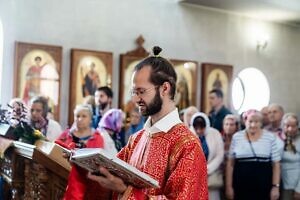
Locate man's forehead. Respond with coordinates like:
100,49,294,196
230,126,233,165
131,70,151,87
96,91,107,96
209,93,218,98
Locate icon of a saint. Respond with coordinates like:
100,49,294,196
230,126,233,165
81,62,101,97
23,56,46,103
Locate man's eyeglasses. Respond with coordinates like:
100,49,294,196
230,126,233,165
130,86,158,97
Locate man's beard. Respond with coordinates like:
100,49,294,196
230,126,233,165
99,102,108,110
138,89,162,117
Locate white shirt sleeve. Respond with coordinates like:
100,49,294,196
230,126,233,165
46,119,62,142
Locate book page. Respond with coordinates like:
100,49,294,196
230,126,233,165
35,140,71,171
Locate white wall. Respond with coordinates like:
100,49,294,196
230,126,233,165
0,0,300,127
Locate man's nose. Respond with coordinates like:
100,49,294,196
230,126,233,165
132,95,141,102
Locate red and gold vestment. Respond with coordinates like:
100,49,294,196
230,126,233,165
115,123,208,200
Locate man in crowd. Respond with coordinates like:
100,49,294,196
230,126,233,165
260,106,270,128
92,86,113,128
265,103,285,154
265,103,285,140
208,89,232,133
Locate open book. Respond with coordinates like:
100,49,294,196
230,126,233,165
70,148,159,189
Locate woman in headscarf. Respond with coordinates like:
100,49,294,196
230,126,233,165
190,112,224,200
226,109,281,200
98,108,124,155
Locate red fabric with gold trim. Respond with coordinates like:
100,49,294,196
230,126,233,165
114,123,208,200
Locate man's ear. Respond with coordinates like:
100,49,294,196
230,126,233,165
161,82,171,96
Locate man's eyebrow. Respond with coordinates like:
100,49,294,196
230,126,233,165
132,87,146,90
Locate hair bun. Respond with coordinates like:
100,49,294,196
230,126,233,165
152,46,162,56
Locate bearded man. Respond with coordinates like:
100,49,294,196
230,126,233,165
92,86,113,128
88,46,208,199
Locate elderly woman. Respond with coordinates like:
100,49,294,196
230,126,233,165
55,104,110,200
226,109,281,200
280,113,300,200
223,114,239,155
98,108,124,155
190,112,224,200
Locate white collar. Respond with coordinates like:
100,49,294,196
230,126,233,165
144,108,182,135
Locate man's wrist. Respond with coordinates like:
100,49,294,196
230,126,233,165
272,184,280,188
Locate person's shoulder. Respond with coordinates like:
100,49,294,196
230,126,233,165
221,106,232,114
92,129,106,142
207,127,220,134
262,130,277,140
169,123,200,144
48,119,62,128
170,123,190,132
206,127,222,138
232,130,245,139
167,125,202,161
56,128,71,140
60,128,69,135
208,110,214,115
168,123,196,136
93,129,108,138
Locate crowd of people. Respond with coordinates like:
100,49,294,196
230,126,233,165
3,46,300,200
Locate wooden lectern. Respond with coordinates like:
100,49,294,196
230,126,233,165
0,140,69,199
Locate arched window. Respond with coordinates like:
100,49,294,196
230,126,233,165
0,19,3,102
232,68,270,114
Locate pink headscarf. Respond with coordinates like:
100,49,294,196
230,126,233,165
98,109,123,133
242,109,261,121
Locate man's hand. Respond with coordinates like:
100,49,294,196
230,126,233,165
225,186,234,200
294,191,300,200
270,187,279,200
87,167,128,194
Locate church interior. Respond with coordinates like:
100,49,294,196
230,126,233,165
1,0,300,126
0,0,300,199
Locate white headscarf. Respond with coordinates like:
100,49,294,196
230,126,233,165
190,112,210,136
